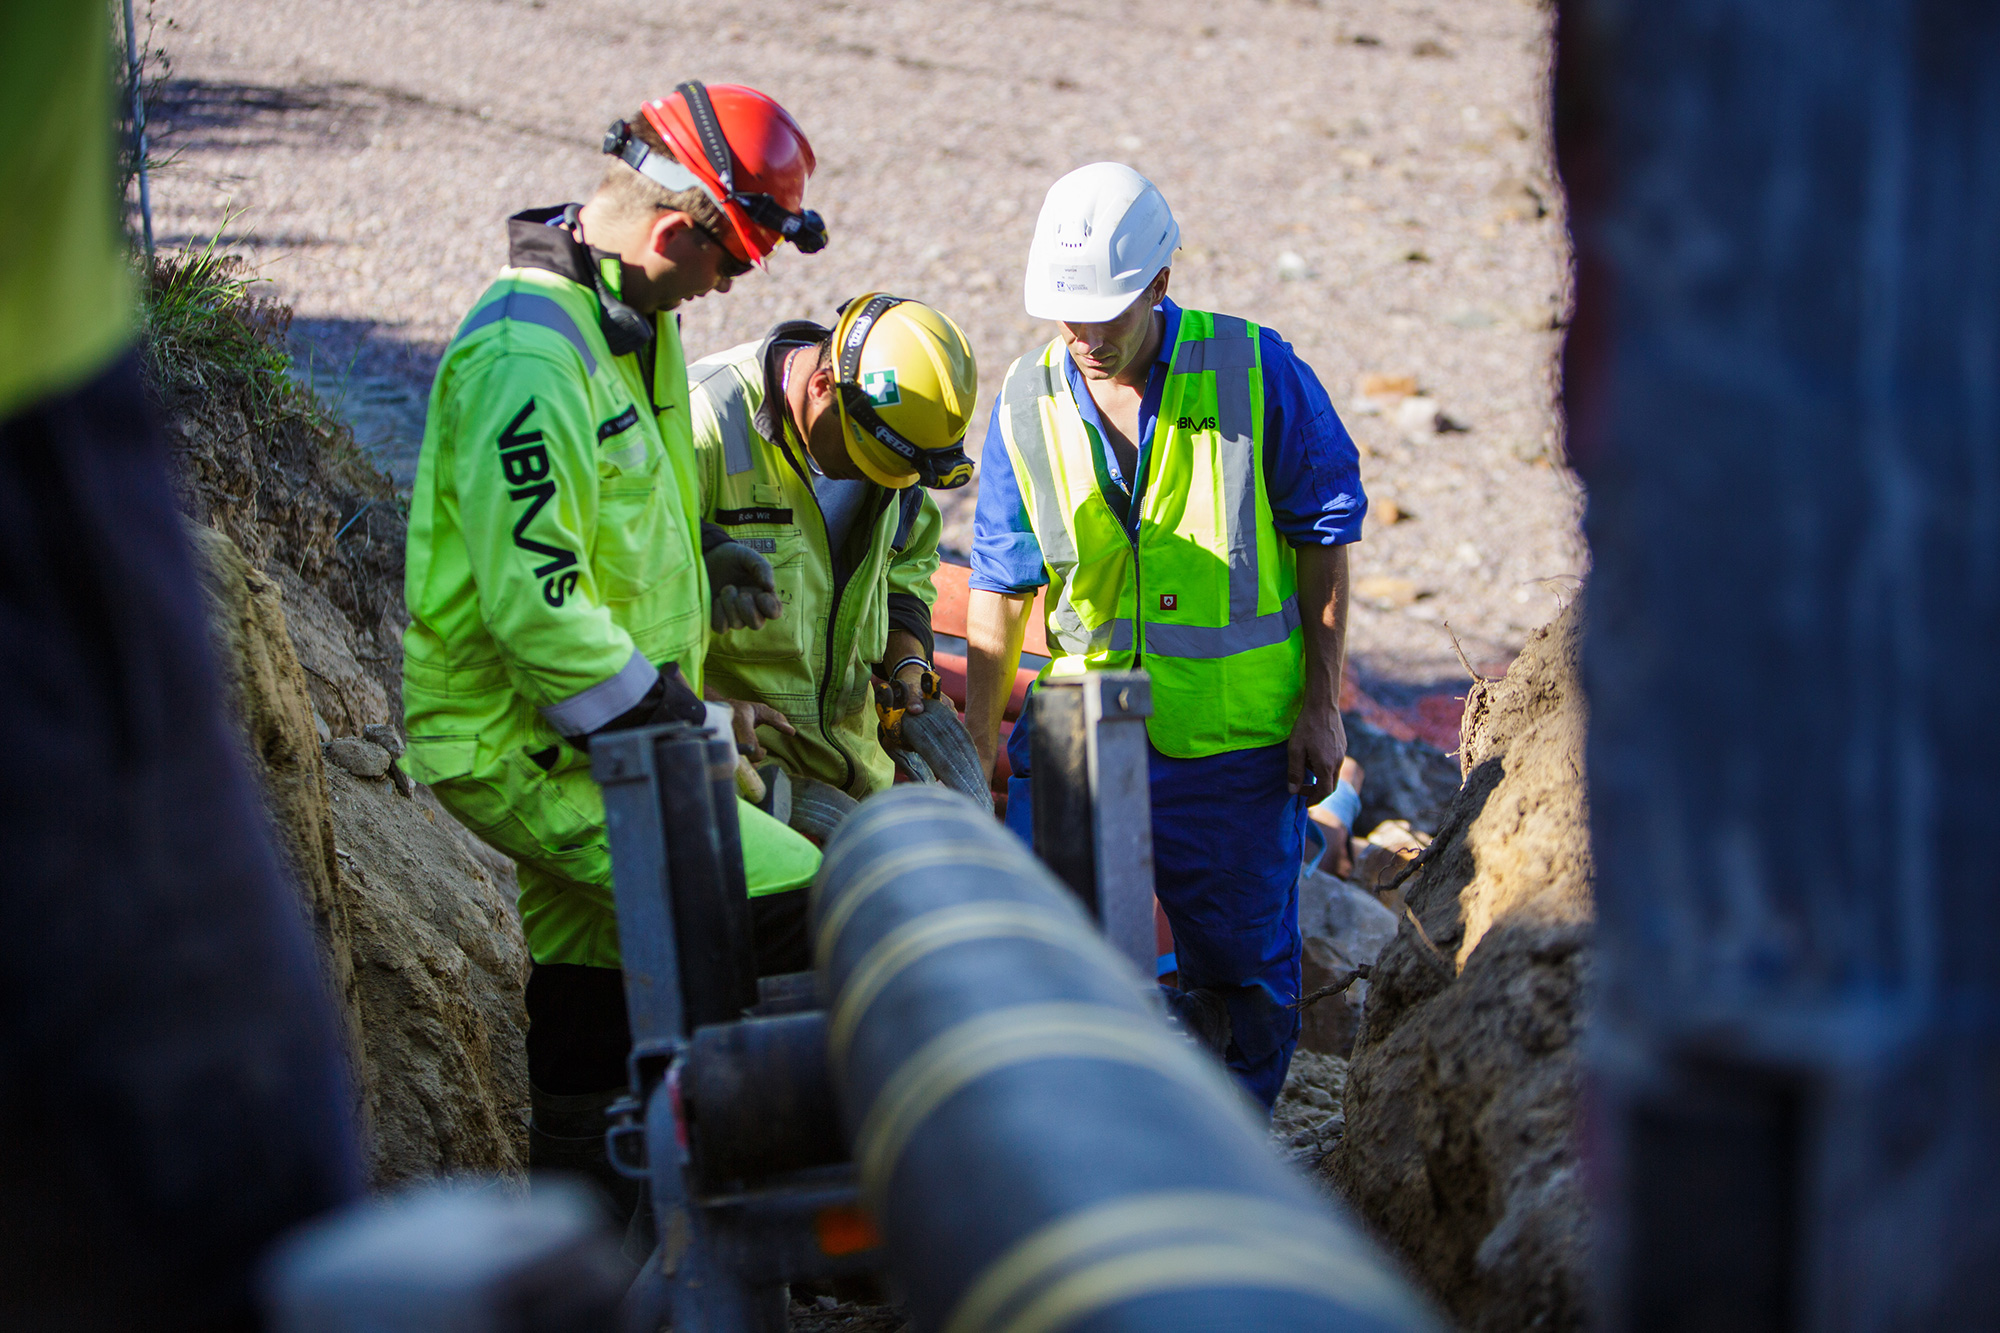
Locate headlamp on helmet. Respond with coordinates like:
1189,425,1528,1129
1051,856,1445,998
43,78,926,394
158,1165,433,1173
602,80,827,264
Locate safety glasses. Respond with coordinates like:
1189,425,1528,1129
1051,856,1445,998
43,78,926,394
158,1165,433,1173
691,221,753,279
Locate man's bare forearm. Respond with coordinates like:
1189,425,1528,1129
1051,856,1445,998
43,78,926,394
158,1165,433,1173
965,588,1032,777
1296,543,1350,707
1286,543,1351,793
878,629,927,676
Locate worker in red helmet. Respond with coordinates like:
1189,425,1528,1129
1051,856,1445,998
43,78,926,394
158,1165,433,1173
618,81,827,266
402,81,827,1224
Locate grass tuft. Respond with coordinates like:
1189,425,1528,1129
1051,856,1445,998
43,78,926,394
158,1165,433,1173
138,226,383,487
142,234,302,419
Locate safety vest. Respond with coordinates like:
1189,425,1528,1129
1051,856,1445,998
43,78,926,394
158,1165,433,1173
403,255,709,785
686,331,941,796
997,310,1302,759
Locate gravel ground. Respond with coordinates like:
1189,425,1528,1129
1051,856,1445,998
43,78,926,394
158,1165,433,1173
145,0,1579,688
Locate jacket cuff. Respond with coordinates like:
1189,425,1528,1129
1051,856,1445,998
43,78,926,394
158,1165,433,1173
885,591,935,661
700,521,733,555
539,650,659,738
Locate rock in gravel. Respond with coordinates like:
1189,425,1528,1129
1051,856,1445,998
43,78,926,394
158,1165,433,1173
362,722,406,757
1356,575,1422,608
1395,395,1446,440
1272,1049,1351,1169
324,736,393,779
1296,869,1401,1057
1328,601,1591,1332
1352,373,1419,417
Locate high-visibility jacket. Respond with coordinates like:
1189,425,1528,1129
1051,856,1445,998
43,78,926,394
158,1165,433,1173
996,309,1303,759
1,5,133,420
404,211,709,777
403,208,819,967
687,325,941,796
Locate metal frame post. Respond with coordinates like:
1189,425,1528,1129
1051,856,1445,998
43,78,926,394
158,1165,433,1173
654,730,755,1030
1030,672,1157,976
591,727,686,1057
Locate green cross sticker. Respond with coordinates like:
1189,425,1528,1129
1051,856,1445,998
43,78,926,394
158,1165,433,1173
861,368,901,407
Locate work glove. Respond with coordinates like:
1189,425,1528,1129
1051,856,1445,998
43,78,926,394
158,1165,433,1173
703,534,783,632
575,663,706,752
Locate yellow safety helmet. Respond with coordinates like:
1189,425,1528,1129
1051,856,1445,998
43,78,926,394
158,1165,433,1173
829,293,978,490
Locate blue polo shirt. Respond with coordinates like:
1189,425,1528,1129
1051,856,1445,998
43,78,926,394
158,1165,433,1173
969,299,1366,594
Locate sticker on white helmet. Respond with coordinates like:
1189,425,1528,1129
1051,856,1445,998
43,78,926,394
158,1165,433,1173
1052,264,1099,294
861,368,901,406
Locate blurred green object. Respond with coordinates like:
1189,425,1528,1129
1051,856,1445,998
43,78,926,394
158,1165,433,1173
0,5,134,421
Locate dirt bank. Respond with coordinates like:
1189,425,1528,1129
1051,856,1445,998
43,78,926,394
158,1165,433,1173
154,253,529,1184
1330,599,1591,1329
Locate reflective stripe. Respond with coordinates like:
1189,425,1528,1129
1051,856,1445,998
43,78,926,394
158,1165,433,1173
1218,385,1258,623
1050,602,1088,655
1091,618,1135,653
1173,318,1261,625
456,290,598,377
539,649,656,737
1145,597,1300,660
1002,355,1078,567
691,359,757,476
1168,322,1256,372
1050,604,1131,656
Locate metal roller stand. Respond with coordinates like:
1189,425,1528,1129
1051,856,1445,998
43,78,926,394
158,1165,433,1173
1028,671,1158,977
592,724,882,1333
815,786,1439,1333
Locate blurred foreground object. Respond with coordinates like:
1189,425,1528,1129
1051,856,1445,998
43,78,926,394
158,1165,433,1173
0,7,362,1328
263,1180,626,1332
1560,0,2000,1326
815,785,1439,1332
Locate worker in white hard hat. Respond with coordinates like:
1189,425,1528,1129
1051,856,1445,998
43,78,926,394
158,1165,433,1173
963,162,1368,1110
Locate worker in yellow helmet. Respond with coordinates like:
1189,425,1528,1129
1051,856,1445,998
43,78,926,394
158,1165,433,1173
687,294,986,837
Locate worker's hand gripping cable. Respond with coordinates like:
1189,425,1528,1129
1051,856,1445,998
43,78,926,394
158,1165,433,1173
875,669,996,811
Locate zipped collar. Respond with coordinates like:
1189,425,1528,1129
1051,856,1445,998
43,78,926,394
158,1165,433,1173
506,205,604,288
507,204,660,376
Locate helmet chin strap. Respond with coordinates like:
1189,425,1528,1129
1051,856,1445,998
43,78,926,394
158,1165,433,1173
562,202,652,358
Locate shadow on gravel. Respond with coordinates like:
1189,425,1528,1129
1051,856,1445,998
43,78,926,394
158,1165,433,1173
288,318,445,487
151,78,367,151
153,75,576,155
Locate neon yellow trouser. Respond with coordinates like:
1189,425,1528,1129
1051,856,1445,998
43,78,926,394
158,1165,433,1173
431,743,821,968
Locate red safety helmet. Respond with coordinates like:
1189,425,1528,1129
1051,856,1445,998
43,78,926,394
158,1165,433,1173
602,81,824,267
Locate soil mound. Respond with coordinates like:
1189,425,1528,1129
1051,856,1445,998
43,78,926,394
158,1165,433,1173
156,257,527,1183
330,767,528,1181
1328,600,1591,1330
148,254,407,719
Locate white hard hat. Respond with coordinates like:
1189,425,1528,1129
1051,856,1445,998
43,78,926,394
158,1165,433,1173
1023,162,1180,323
